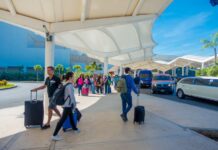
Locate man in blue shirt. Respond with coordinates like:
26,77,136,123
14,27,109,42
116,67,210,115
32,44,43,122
120,67,139,122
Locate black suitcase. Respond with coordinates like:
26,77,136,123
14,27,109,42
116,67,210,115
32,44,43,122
24,91,44,128
134,96,145,124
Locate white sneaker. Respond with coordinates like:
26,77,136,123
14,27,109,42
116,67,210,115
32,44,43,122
73,129,80,134
51,135,63,141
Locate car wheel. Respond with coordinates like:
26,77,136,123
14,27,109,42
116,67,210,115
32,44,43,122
177,89,185,99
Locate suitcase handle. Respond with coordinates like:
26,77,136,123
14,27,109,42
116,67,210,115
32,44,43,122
137,95,139,106
30,91,38,101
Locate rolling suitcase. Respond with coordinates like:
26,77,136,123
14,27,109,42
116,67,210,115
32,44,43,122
24,91,44,128
63,110,78,132
134,96,145,124
82,87,89,96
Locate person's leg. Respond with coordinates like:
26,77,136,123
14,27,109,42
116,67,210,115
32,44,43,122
96,86,99,94
78,85,82,95
43,99,55,129
53,108,68,136
46,108,53,125
120,93,127,121
100,86,103,94
125,93,132,118
121,93,127,115
53,107,61,118
92,85,95,94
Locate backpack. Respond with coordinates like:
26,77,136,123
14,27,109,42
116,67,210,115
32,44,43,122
51,83,71,106
116,77,127,93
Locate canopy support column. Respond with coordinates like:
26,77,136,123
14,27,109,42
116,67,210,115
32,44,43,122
182,67,185,76
44,33,55,114
119,65,123,76
104,57,108,75
45,34,55,78
201,63,205,69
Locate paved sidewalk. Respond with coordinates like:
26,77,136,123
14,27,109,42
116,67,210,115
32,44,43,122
1,93,218,150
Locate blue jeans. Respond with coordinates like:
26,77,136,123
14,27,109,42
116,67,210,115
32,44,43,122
78,85,83,95
91,84,95,94
120,93,132,118
105,84,109,94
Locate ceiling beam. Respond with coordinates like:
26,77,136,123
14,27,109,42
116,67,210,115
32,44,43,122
51,14,156,33
81,0,88,22
4,0,16,15
132,0,145,16
0,9,49,34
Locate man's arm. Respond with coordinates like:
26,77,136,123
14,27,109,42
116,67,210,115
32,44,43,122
131,77,139,95
31,85,46,92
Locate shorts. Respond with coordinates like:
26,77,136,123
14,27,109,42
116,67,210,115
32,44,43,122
48,97,57,109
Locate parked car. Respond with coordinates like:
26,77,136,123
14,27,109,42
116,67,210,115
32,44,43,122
176,77,218,101
151,74,175,94
138,70,152,88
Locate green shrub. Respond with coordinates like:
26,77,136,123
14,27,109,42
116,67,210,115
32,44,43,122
0,80,8,86
196,66,218,77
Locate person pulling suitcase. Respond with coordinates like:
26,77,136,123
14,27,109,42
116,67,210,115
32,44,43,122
119,67,139,122
31,66,61,130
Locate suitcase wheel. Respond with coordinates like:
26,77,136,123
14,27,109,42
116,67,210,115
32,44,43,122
25,126,30,129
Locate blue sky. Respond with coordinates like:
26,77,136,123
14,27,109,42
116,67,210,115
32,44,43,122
153,0,218,56
0,0,217,67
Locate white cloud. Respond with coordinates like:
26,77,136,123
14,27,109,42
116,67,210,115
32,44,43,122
164,12,211,38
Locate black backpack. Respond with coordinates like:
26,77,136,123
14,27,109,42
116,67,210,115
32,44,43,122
51,83,71,106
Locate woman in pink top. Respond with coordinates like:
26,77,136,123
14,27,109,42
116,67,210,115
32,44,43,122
76,74,84,96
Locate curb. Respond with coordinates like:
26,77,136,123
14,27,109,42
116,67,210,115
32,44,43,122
0,85,17,90
190,127,218,141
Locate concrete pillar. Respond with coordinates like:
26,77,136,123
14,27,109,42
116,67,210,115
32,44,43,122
44,34,54,114
119,65,123,76
103,57,108,75
186,66,189,76
45,34,55,78
173,67,177,77
201,63,205,69
182,67,185,76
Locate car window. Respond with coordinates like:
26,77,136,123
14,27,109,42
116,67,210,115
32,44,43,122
210,79,218,87
195,78,210,86
140,73,152,78
153,76,171,80
180,78,193,84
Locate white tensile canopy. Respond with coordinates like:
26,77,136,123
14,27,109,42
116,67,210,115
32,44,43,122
125,55,217,72
0,0,172,73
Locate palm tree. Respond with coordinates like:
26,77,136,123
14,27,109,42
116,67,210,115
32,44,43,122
85,65,92,72
34,65,43,81
55,64,64,77
73,65,82,72
66,67,71,73
201,32,218,65
90,61,97,70
96,64,103,70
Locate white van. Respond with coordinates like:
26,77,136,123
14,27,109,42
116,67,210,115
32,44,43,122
176,77,218,101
